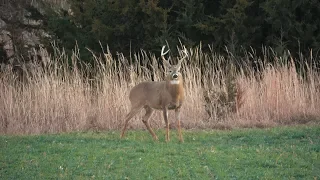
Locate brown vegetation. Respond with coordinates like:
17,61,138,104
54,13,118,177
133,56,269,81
0,46,319,134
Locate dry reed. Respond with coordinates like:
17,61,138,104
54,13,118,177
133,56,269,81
0,45,319,134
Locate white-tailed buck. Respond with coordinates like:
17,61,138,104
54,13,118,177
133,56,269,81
120,46,187,142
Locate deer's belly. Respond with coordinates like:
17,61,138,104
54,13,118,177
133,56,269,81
147,102,182,110
168,102,182,110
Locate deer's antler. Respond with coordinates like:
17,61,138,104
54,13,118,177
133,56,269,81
161,45,171,67
176,46,188,68
179,46,188,62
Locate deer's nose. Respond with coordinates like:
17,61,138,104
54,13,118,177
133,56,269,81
172,74,178,79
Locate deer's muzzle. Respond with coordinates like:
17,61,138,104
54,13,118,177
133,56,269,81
172,73,178,79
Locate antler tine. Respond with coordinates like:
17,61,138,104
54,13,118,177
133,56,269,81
179,46,188,62
161,45,170,57
161,45,170,64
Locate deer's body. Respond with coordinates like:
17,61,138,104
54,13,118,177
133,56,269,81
129,78,184,110
120,46,187,142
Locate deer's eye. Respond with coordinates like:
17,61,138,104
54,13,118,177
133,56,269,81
168,70,173,73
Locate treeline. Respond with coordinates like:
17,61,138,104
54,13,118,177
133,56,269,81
46,0,320,62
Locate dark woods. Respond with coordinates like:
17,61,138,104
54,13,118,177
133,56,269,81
3,0,320,67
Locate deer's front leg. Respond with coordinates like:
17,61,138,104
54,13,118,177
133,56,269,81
175,108,184,142
162,107,170,142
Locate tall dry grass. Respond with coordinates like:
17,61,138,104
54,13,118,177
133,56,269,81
0,45,319,134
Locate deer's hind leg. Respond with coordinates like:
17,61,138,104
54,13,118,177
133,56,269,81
142,106,158,141
120,105,142,138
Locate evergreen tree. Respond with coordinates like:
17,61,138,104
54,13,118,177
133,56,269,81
44,0,320,64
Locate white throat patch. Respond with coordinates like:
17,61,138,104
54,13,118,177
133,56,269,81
170,80,180,85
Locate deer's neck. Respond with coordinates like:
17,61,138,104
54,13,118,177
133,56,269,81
166,77,184,103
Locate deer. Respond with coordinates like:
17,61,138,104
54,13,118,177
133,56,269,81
120,45,188,142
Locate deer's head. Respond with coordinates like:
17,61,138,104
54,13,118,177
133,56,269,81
161,46,188,83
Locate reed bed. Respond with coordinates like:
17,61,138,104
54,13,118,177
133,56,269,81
0,45,319,134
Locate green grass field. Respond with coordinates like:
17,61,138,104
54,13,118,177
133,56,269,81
1,126,319,179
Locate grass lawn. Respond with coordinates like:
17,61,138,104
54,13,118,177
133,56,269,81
1,126,319,179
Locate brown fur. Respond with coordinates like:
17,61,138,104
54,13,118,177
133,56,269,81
120,46,187,142
128,78,184,110
165,76,184,109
